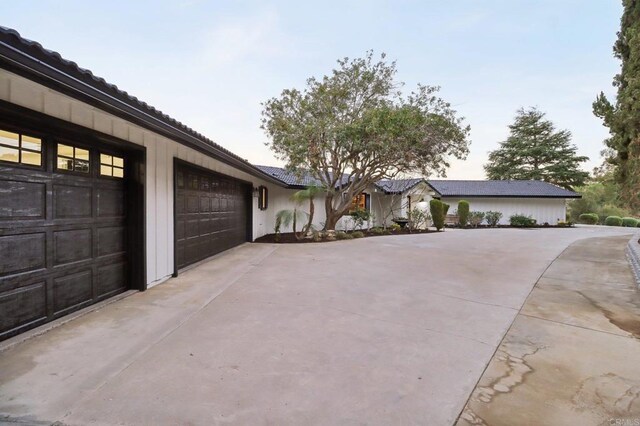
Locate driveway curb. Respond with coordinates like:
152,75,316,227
626,233,640,288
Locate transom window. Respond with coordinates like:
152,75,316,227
0,129,42,166
100,153,124,178
57,143,90,173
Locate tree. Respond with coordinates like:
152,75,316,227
484,108,589,190
261,52,470,230
593,0,640,212
290,185,324,237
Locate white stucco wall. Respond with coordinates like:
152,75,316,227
441,197,568,225
1,70,280,288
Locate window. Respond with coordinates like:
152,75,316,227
57,143,90,173
349,193,368,213
0,129,42,166
258,186,268,210
100,153,124,178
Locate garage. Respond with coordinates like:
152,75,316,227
174,160,252,271
0,115,144,341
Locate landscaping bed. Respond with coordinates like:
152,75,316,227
254,228,435,244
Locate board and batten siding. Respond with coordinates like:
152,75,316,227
0,70,278,288
441,197,568,225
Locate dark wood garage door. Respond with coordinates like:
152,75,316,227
0,126,132,341
175,161,251,271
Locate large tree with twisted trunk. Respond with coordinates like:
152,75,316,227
261,52,470,230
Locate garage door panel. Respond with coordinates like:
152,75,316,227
0,180,46,219
54,184,93,218
53,228,92,265
97,188,125,218
52,269,92,314
96,226,125,257
0,281,47,335
97,261,127,297
0,232,46,277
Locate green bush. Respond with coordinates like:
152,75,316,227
336,231,354,240
510,214,536,227
457,200,469,227
485,211,503,227
604,216,623,226
578,213,599,225
370,227,385,235
637,221,640,228
429,199,445,231
468,211,485,227
352,231,365,238
599,205,630,225
443,202,450,217
389,223,401,232
622,217,639,227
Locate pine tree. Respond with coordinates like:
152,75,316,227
484,107,589,190
593,0,640,212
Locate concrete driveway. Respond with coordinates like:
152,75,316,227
0,226,636,425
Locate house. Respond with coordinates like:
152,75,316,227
0,28,580,341
428,180,580,225
256,166,580,230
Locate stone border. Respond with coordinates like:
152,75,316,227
626,233,640,288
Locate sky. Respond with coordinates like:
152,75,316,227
3,0,624,179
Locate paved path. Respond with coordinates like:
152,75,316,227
0,226,635,425
458,235,640,425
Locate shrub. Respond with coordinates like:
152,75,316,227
352,231,365,238
510,214,536,227
389,223,402,232
578,213,599,225
599,205,630,225
370,227,385,235
443,202,450,217
409,208,429,230
557,221,573,227
349,208,371,230
457,200,470,227
485,211,503,227
336,231,354,240
622,217,639,227
468,211,485,227
429,199,445,231
604,216,623,226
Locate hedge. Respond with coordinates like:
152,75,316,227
429,199,445,231
622,217,639,227
458,200,470,227
510,214,536,227
604,216,623,226
578,213,599,225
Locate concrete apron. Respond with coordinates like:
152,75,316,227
458,235,640,425
0,226,636,425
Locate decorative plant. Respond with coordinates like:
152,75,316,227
578,213,599,225
409,208,429,231
605,216,623,226
429,199,445,231
468,211,485,227
290,185,324,237
275,209,309,241
485,211,503,227
622,217,639,227
457,200,470,227
349,208,372,231
509,214,536,227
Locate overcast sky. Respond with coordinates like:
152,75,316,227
3,1,623,178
